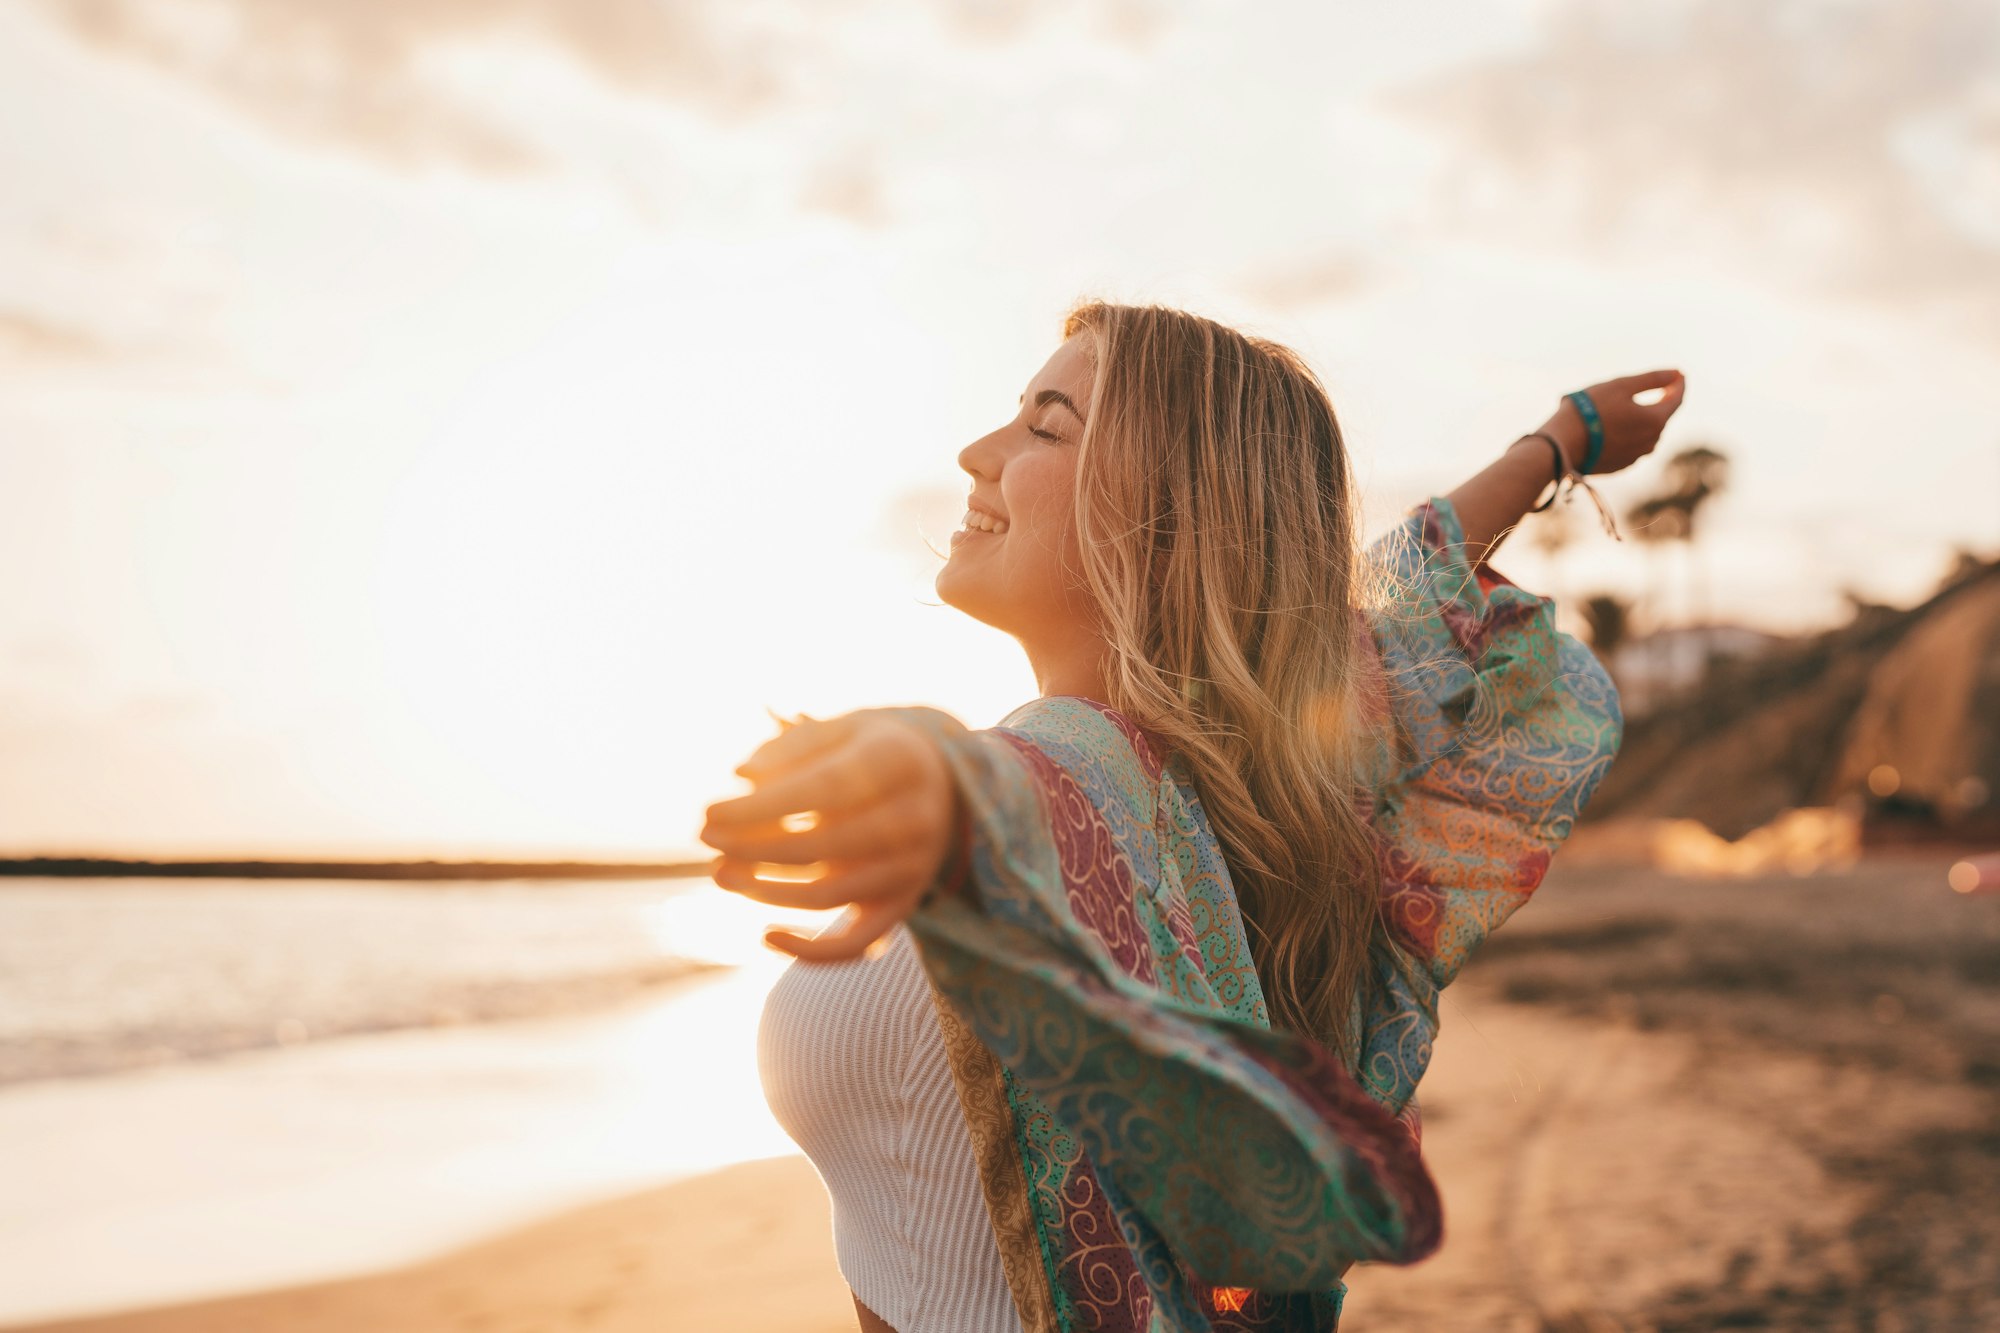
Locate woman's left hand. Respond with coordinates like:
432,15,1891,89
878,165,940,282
1543,369,1688,476
700,709,962,963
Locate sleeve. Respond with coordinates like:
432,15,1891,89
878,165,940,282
1356,494,1624,996
891,702,1442,1294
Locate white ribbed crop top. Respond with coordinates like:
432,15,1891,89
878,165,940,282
757,923,1024,1333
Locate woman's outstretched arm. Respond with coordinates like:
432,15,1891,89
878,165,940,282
1445,370,1687,562
704,699,1443,1308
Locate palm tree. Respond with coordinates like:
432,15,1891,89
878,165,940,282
1580,591,1634,694
1625,444,1731,695
1581,592,1633,658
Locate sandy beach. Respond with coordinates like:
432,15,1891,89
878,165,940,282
9,1155,855,1333
8,850,1997,1332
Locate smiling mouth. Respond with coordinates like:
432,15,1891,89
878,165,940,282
959,508,1010,536
950,510,1008,549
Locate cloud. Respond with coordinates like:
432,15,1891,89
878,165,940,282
1379,0,2000,336
1235,250,1375,313
936,0,1171,49
5,636,93,677
0,311,123,364
27,0,785,173
28,0,1177,178
117,691,213,727
798,152,892,228
0,301,229,378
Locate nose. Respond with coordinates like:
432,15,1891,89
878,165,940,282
958,423,1007,482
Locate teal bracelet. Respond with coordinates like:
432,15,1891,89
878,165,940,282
1565,390,1604,474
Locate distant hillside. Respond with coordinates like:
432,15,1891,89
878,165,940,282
1586,553,2000,842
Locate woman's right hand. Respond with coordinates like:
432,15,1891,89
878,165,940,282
700,709,964,963
1540,369,1687,476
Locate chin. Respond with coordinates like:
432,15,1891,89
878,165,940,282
935,560,1011,633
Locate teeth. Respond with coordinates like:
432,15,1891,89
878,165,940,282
961,509,1009,535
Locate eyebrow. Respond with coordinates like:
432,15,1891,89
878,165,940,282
1018,388,1085,423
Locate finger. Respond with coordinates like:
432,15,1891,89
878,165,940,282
712,736,884,820
1611,369,1683,395
738,712,858,780
708,724,924,828
712,854,920,911
1635,376,1686,423
698,813,800,854
710,854,839,909
703,793,933,865
766,894,913,963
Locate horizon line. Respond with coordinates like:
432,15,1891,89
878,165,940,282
0,855,717,882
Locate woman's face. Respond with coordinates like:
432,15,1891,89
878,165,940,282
935,335,1098,645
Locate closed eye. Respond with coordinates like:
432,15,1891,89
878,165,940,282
1028,425,1061,442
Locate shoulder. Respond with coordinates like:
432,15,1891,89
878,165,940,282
992,696,1167,821
997,696,1167,780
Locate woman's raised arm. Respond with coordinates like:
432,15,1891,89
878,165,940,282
1444,370,1686,563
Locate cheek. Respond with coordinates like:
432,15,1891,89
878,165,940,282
1007,456,1079,563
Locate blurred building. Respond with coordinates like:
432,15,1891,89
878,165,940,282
1608,623,1791,720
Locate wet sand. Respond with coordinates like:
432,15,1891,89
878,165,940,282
11,851,1997,1332
0,960,800,1326
7,1155,854,1333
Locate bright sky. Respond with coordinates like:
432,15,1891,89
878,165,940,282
3,0,1997,858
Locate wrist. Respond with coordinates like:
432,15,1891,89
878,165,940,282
1535,400,1587,472
1507,431,1567,482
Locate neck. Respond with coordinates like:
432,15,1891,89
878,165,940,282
1023,632,1112,704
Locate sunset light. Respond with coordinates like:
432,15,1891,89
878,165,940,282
4,3,1998,1330
5,1,1998,861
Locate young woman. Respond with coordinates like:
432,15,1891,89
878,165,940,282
702,301,1683,1333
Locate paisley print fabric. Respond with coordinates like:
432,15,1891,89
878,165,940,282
929,990,1061,1332
897,495,1624,1331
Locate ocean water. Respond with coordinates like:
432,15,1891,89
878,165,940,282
0,877,830,1322
0,877,732,1085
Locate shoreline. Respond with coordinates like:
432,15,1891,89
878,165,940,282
0,960,802,1328
0,858,715,881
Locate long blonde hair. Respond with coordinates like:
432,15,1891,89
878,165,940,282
1060,299,1398,1063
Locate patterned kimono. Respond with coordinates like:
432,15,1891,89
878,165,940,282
894,495,1624,1331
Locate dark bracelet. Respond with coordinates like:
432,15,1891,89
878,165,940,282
1525,431,1567,512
